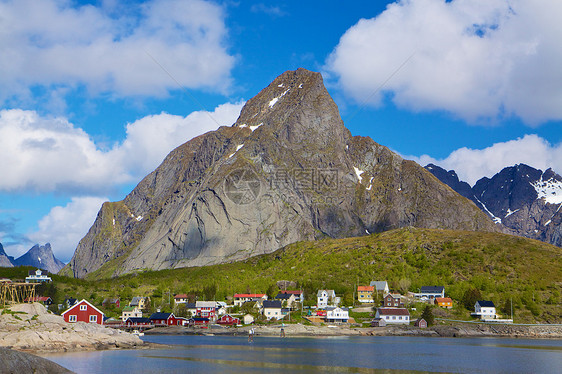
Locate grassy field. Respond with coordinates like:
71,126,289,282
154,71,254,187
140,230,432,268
1,227,560,322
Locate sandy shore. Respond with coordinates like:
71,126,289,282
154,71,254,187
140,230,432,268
0,303,150,353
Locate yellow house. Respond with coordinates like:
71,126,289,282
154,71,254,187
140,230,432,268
357,286,375,303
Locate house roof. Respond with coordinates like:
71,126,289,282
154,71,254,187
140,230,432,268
275,293,293,300
234,293,266,298
358,286,374,292
28,269,49,276
125,317,151,324
62,299,104,317
24,296,51,302
130,296,147,306
196,301,216,308
326,306,348,312
102,298,119,304
435,297,453,303
174,294,188,299
317,290,336,297
149,312,173,320
263,300,282,308
122,306,137,311
377,308,410,316
279,290,302,295
477,300,495,308
384,293,403,299
420,286,445,293
370,281,388,291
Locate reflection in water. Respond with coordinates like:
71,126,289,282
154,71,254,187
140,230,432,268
40,335,562,374
142,354,435,373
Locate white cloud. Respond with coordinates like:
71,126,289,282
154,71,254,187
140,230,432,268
27,196,108,262
0,0,234,100
0,102,244,193
326,0,562,124
410,134,562,185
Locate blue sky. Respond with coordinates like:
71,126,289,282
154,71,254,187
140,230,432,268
1,0,561,262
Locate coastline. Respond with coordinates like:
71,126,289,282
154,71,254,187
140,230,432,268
143,322,562,340
0,303,152,353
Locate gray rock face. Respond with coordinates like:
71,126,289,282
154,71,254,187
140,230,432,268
0,347,74,374
426,163,562,247
64,68,497,278
13,243,65,273
0,243,14,267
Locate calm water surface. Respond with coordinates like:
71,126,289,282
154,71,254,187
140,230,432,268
41,334,562,373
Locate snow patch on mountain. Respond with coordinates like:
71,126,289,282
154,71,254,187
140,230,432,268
532,176,562,204
354,167,364,183
269,89,290,108
476,197,502,224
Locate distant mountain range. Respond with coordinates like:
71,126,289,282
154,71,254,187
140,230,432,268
425,163,562,247
0,243,65,273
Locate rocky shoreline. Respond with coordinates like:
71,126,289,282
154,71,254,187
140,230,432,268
144,322,562,339
0,303,149,353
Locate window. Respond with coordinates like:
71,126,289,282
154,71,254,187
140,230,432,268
69,315,77,322
89,315,97,323
80,304,87,311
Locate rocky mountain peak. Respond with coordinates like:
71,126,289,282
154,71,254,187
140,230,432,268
13,243,65,273
63,68,498,279
234,68,351,149
426,162,562,247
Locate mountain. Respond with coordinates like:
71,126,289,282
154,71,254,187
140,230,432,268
425,163,562,247
63,68,497,279
13,243,65,273
0,243,14,267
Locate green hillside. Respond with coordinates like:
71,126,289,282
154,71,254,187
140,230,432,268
2,228,561,322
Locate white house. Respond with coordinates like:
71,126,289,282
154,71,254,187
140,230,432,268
317,290,340,308
326,306,349,323
25,269,51,283
415,286,445,300
174,294,189,304
262,300,283,320
370,281,390,294
233,293,268,307
375,308,410,325
472,300,497,319
243,314,255,325
121,306,142,321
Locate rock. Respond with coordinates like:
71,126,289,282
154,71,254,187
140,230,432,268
0,303,144,352
0,347,74,373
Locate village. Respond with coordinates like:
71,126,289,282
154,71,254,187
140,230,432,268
3,269,513,334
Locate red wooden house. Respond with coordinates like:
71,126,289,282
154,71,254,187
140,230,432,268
24,296,53,305
61,299,104,325
217,314,241,326
125,317,153,327
149,312,182,326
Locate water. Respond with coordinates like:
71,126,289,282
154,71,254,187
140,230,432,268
41,335,562,373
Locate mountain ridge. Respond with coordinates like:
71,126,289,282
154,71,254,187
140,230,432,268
63,68,498,279
0,243,65,273
425,163,562,247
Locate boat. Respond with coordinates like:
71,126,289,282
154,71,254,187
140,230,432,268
132,329,144,337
